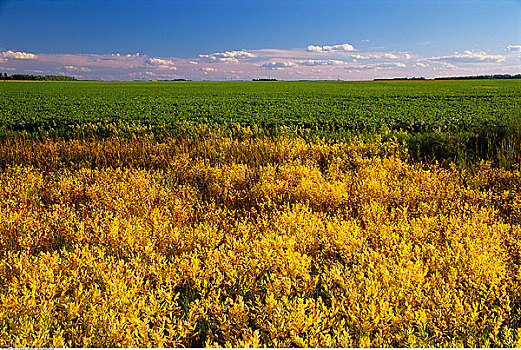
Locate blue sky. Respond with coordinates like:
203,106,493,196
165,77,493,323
0,0,519,80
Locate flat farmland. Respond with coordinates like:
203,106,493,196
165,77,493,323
1,80,518,135
0,80,520,347
1,79,519,165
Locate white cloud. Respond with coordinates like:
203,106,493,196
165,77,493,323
147,58,174,65
147,57,177,70
350,54,371,60
382,53,399,59
1,50,38,60
506,45,521,53
414,62,429,68
261,61,297,69
189,61,199,65
199,49,256,63
373,62,406,68
106,52,141,61
430,50,505,63
307,43,355,53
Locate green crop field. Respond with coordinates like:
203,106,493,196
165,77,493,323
1,80,519,134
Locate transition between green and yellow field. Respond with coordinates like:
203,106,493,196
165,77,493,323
1,79,520,167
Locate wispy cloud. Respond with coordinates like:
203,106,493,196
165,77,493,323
299,59,348,66
429,50,505,63
350,52,405,60
307,43,355,53
439,62,457,69
350,62,407,71
194,67,219,76
63,65,92,72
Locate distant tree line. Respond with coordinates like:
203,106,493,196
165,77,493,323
374,77,426,81
0,73,77,81
433,74,521,80
253,78,278,81
375,74,521,81
156,79,191,81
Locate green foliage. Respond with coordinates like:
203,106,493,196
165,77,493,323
0,80,519,167
0,73,76,81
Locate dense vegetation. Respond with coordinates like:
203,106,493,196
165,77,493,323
375,74,521,81
0,133,520,347
434,74,521,80
0,73,77,81
0,80,520,347
0,79,519,167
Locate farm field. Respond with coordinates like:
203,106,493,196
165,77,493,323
0,80,520,347
1,79,520,166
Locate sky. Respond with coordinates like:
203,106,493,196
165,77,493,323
0,0,519,80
